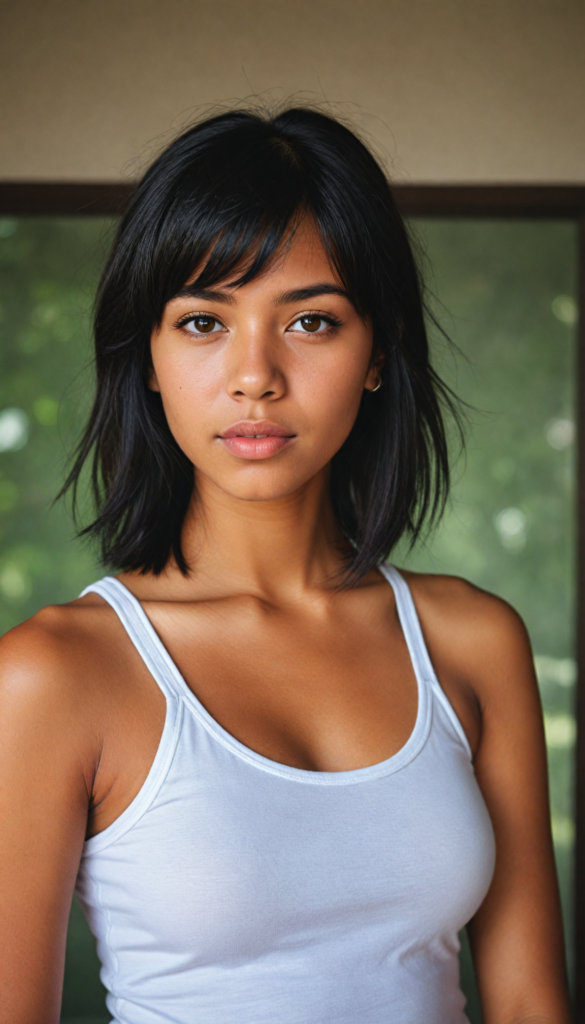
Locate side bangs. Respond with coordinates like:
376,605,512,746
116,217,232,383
176,206,365,324
143,136,317,322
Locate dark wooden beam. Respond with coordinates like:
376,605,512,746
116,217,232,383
394,184,585,218
1,182,585,218
0,182,133,216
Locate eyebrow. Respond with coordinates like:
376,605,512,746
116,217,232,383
172,283,349,305
174,286,234,304
273,284,349,304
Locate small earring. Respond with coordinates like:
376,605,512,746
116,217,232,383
369,373,382,393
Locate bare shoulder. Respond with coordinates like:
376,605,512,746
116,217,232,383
0,594,131,746
0,593,114,686
398,569,535,707
401,569,527,639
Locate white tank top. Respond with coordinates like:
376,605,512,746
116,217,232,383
76,565,495,1024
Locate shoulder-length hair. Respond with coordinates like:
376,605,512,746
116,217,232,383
64,106,458,583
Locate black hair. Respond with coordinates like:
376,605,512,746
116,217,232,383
64,105,459,583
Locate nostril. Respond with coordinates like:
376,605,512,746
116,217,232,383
232,389,276,398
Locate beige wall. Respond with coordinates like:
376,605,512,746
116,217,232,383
1,0,584,184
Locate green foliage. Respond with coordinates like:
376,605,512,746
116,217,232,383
0,216,114,632
402,220,576,659
0,217,112,1020
397,219,578,1015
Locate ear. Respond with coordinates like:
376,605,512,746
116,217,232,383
364,350,384,391
148,366,161,392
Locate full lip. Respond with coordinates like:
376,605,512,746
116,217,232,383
218,420,296,460
220,420,296,439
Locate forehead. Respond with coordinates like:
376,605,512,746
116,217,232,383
181,219,341,299
247,223,339,291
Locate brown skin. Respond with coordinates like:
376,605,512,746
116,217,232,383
0,222,572,1023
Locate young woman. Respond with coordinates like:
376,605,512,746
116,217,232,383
0,108,571,1024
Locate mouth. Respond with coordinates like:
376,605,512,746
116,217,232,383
219,420,296,460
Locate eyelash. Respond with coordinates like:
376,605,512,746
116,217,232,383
172,311,344,335
172,312,224,332
290,312,343,333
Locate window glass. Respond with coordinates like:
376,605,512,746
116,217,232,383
0,217,109,1021
0,216,578,1023
0,217,109,628
399,218,578,1020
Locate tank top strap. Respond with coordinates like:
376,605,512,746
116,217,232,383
80,576,185,702
379,564,472,760
378,564,437,685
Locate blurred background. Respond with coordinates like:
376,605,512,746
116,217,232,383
1,2,584,1022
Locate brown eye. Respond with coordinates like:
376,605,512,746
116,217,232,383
178,314,226,337
299,315,323,332
193,316,217,333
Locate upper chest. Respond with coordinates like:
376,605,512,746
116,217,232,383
140,583,420,771
85,576,480,836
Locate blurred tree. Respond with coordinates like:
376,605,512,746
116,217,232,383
397,218,578,1016
0,216,110,1021
0,217,112,628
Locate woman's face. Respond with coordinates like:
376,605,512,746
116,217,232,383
150,221,378,503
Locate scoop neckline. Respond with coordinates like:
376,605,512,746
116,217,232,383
100,569,433,786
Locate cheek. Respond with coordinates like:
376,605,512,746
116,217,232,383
295,344,370,435
154,342,221,395
152,344,223,437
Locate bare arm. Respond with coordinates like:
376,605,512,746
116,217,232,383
0,612,95,1024
470,602,571,1022
409,574,572,1024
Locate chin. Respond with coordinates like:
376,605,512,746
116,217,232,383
214,466,318,503
227,481,302,502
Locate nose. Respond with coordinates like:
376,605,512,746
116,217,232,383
226,329,286,402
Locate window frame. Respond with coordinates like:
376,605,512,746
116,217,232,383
1,180,585,1014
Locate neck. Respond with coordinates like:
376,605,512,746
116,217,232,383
171,467,348,601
